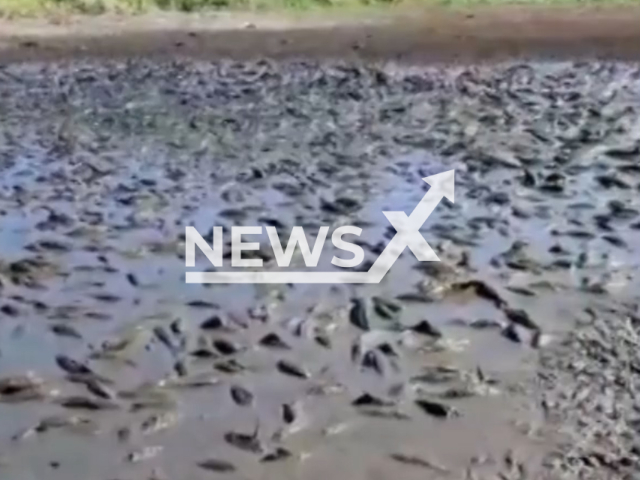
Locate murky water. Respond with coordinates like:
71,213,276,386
1,59,639,479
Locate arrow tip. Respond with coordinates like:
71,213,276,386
422,169,455,203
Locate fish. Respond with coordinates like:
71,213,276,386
276,359,309,379
230,384,254,407
349,298,370,331
197,458,236,472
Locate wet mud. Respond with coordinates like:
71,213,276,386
1,58,640,479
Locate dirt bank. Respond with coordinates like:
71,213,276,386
1,5,640,63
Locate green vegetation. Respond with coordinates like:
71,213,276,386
0,0,637,18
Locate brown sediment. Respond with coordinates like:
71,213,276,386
1,6,640,63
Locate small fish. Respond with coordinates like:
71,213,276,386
212,339,241,356
414,399,458,418
126,273,139,287
200,315,224,330
190,348,217,359
55,355,93,376
409,320,442,338
187,300,219,309
197,458,236,472
352,393,391,407
214,359,245,374
261,447,292,463
153,326,176,355
276,360,309,379
173,359,189,377
230,385,253,407
372,296,402,319
282,403,296,424
503,307,539,330
84,379,116,400
349,298,370,331
58,395,119,411
49,324,82,339
224,430,263,454
452,280,506,309
390,453,450,473
170,318,185,335
259,333,290,350
314,334,331,349
361,350,384,375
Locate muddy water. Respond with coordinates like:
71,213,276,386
1,59,640,479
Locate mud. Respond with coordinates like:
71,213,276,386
1,33,640,480
2,6,640,63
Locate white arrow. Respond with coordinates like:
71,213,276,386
186,170,454,284
364,169,455,283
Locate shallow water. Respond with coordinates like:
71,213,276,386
1,59,640,479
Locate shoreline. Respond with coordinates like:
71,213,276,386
2,5,640,63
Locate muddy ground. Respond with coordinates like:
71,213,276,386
1,7,640,480
2,6,640,63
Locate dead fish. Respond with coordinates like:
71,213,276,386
49,324,82,339
502,324,522,344
503,307,539,330
214,359,245,374
126,273,139,286
361,350,384,375
452,280,506,309
282,403,296,424
409,320,442,338
173,359,189,377
170,318,185,335
187,300,219,309
58,395,119,411
200,315,224,330
224,428,263,454
153,326,176,355
127,445,163,463
212,339,241,356
92,293,121,303
314,333,331,349
230,385,253,407
190,348,218,359
377,342,397,357
276,359,309,379
55,355,93,375
390,453,450,473
84,379,116,400
0,374,44,399
197,458,236,472
64,372,114,386
372,296,402,319
414,399,458,418
259,333,290,350
349,298,369,331
352,393,392,407
261,447,292,463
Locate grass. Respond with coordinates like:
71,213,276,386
0,0,638,19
